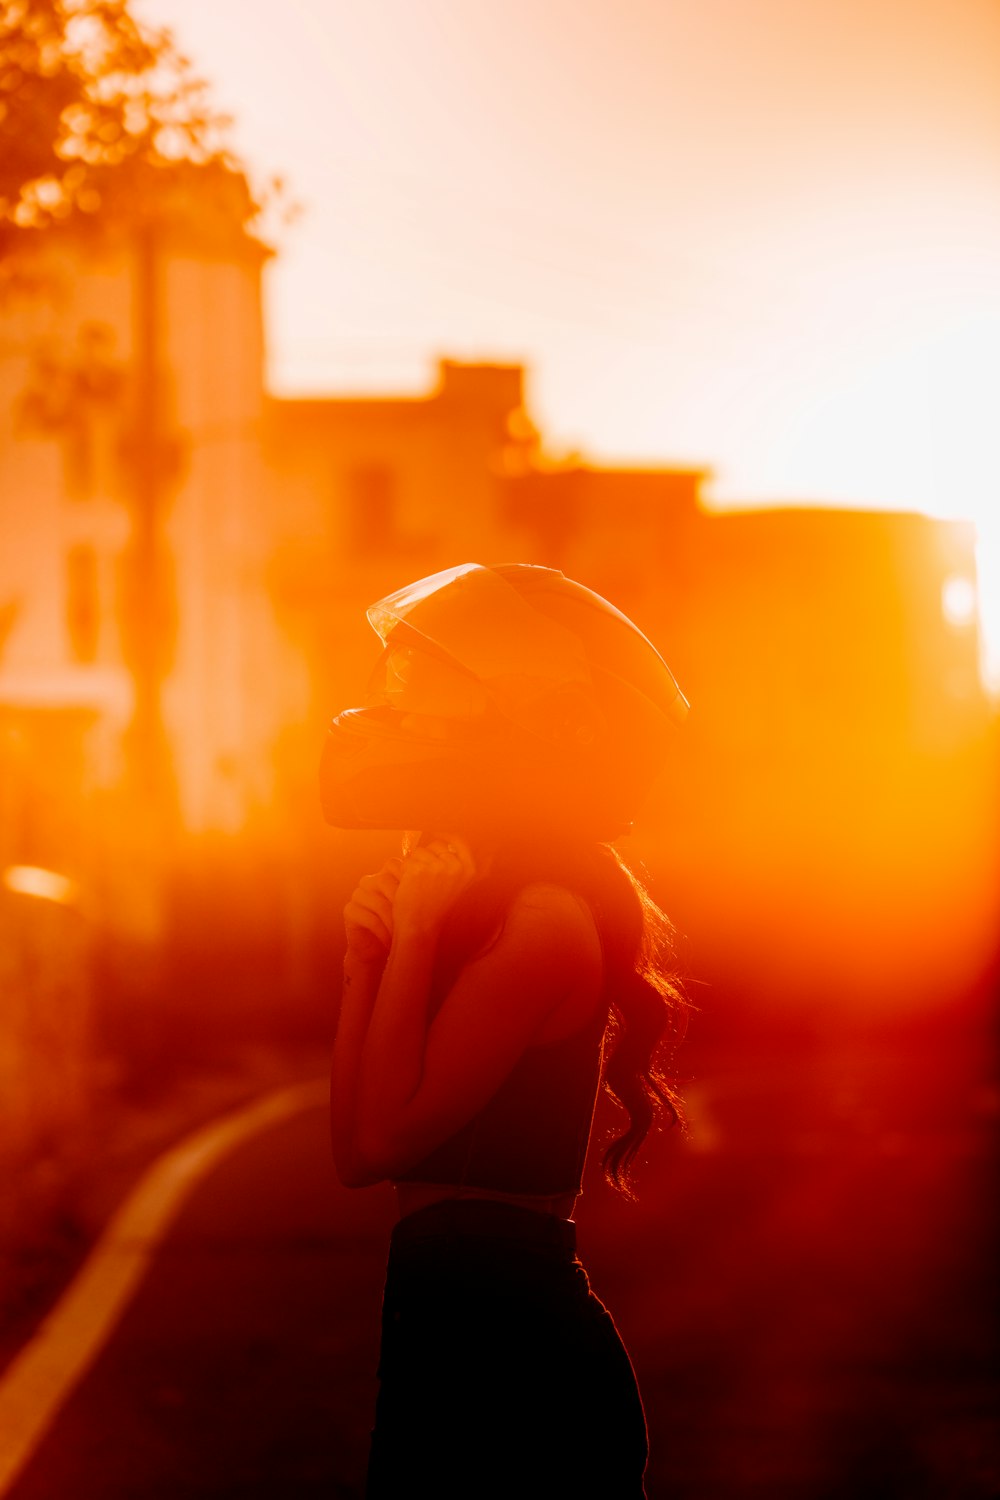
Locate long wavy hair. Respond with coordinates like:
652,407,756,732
428,834,688,1195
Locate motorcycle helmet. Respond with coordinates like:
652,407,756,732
320,562,688,839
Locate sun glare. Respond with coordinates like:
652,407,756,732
711,295,1000,702
941,575,977,630
973,518,1000,700
933,318,1000,701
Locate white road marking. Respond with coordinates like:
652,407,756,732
0,1077,329,1495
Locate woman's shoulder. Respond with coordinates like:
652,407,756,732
500,884,604,1043
503,882,603,965
507,880,593,919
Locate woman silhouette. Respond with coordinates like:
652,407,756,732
324,563,689,1499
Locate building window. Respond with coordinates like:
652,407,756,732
66,545,100,663
347,463,397,554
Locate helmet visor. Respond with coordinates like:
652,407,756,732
367,563,592,730
366,641,490,720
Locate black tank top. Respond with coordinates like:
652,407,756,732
395,1001,608,1195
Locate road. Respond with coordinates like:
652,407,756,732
4,1098,396,1500
3,1035,996,1499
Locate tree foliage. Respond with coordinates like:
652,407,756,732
0,0,260,247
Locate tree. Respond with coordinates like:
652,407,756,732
0,0,261,251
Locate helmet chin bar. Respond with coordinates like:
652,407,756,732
319,706,634,840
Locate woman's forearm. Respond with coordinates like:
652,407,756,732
355,924,439,1164
330,955,384,1185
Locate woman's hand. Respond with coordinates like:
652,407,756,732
344,857,403,966
391,836,478,940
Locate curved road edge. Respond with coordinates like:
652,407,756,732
0,1077,330,1497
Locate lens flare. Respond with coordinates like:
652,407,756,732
3,865,80,906
974,518,1000,699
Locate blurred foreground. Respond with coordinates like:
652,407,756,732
2,1023,996,1499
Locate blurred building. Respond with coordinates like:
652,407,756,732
0,172,993,1045
263,359,530,727
0,173,287,1167
0,174,280,846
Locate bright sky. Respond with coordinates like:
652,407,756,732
135,0,1000,526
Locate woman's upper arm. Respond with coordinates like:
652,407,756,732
358,884,602,1175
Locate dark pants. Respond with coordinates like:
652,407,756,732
366,1199,649,1498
